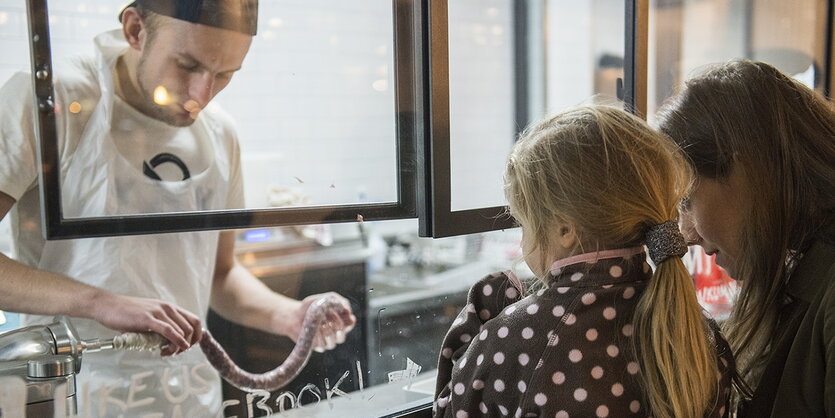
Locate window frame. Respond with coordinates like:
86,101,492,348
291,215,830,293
24,0,421,239
419,0,646,238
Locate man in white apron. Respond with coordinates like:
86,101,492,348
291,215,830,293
0,1,356,415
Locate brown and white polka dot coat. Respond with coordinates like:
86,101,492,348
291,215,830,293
433,252,734,417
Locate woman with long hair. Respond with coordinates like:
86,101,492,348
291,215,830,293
655,59,835,417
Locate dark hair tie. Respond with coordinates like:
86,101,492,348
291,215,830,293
645,220,688,265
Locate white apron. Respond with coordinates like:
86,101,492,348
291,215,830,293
20,31,231,417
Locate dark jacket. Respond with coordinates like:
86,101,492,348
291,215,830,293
738,221,835,417
433,251,734,417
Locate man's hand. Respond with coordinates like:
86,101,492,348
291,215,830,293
288,292,357,353
88,291,202,356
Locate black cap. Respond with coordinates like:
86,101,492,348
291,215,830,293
118,0,258,36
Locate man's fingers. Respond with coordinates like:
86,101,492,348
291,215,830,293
160,343,177,357
151,320,188,354
191,325,204,346
180,309,203,345
324,312,345,331
335,299,357,328
342,313,357,329
161,305,195,346
318,334,336,350
313,333,327,353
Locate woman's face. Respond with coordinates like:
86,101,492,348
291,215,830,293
679,168,750,277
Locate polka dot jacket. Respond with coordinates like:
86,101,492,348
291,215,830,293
433,251,735,418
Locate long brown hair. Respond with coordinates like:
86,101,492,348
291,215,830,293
654,59,835,385
505,106,719,418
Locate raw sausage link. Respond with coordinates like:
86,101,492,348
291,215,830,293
199,295,349,392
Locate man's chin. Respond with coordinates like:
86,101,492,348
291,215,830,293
156,111,197,127
169,117,197,127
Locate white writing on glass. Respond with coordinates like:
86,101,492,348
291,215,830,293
0,358,428,417
0,362,353,417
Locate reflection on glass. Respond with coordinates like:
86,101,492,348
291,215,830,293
0,2,416,416
224,1,399,211
648,0,821,123
449,0,625,212
211,220,526,416
5,1,400,218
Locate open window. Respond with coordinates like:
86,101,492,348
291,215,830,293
419,0,646,238
23,0,422,239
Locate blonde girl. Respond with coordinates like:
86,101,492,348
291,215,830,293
434,105,733,418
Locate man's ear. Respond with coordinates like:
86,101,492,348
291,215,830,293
120,8,146,51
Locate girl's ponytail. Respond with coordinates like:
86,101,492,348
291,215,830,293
633,222,718,417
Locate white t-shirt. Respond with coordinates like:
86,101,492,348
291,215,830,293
0,34,244,268
111,92,214,182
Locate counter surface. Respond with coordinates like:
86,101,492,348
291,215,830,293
271,370,436,418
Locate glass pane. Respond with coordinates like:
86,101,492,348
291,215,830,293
0,217,530,415
224,223,529,416
648,0,823,123
3,1,401,219
448,0,625,212
0,3,28,84
545,0,625,112
447,1,515,212
0,0,26,340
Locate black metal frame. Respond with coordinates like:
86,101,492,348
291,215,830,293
818,0,835,97
25,0,419,239
418,0,522,238
380,400,433,418
624,0,647,118
824,0,835,97
513,0,531,132
420,0,642,238
827,0,835,97
25,0,830,242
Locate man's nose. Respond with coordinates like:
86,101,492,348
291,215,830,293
189,72,215,108
678,212,703,246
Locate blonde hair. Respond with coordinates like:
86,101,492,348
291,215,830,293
655,60,835,388
505,105,718,418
